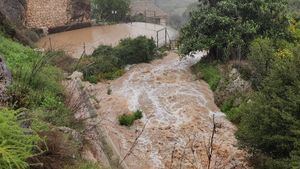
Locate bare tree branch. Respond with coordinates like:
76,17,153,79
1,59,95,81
118,120,149,166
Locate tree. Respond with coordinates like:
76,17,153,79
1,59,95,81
179,0,290,59
248,38,275,89
92,0,129,22
236,45,300,168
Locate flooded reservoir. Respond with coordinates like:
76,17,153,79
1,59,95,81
37,22,178,58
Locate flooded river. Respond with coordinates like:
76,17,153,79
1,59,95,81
37,22,177,58
82,52,248,169
53,22,247,168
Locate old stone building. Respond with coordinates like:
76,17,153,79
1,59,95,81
25,0,91,31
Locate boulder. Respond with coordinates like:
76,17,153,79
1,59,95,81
0,0,39,44
67,71,84,80
0,0,26,27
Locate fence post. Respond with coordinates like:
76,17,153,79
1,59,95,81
49,37,53,51
156,31,159,47
165,28,167,46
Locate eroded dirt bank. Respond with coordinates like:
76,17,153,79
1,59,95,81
81,52,248,169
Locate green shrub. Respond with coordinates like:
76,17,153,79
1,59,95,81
192,61,221,91
118,110,143,127
118,114,135,126
92,45,114,57
0,35,73,127
81,36,157,82
220,99,234,113
226,105,244,124
85,75,98,84
115,36,157,65
0,109,41,169
133,110,143,119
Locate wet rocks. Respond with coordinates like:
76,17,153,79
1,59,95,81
215,66,252,106
67,71,83,80
0,56,12,104
0,0,40,44
0,0,26,27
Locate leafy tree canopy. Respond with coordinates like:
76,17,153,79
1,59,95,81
237,40,300,168
92,0,130,22
179,0,290,59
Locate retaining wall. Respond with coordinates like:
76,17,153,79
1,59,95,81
25,0,91,30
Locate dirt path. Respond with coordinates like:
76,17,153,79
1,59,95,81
84,52,248,169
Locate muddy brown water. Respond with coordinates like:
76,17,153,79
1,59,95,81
41,23,248,168
37,22,178,58
82,52,248,169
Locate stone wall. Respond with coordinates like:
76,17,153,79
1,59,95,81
25,0,91,29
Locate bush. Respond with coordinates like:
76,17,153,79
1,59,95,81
0,109,41,169
118,114,135,126
115,36,157,65
118,110,143,127
133,110,143,119
80,36,157,83
191,61,221,91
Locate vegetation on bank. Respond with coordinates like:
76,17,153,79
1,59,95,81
118,110,143,127
191,61,221,91
0,109,41,169
92,0,130,23
0,35,73,128
79,36,158,83
181,0,300,168
0,34,99,169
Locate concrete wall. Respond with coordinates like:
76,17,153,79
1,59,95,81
25,0,91,29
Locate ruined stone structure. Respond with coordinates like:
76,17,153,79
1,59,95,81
25,0,91,31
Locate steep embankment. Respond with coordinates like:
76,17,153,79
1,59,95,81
80,52,248,169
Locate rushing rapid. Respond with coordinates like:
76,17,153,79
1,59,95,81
85,52,247,169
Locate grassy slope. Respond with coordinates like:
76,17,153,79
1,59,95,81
191,61,221,91
0,34,71,128
0,35,103,168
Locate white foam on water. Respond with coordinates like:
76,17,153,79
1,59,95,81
111,51,217,168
